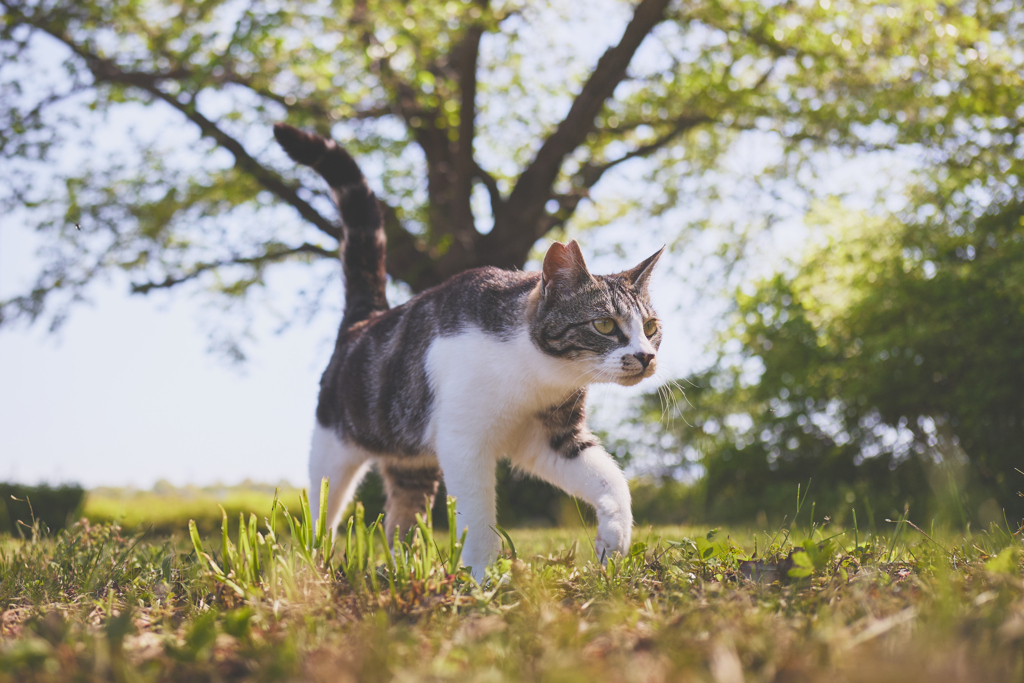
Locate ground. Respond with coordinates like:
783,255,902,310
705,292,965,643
0,489,1022,682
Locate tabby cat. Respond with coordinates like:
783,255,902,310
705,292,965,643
274,123,664,577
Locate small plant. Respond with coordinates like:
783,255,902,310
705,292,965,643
188,478,472,604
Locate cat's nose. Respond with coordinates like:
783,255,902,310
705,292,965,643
633,352,654,370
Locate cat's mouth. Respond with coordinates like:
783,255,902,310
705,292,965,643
614,367,656,386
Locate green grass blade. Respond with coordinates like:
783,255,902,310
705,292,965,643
447,497,464,571
354,502,367,572
219,505,238,576
188,519,204,561
415,512,434,577
270,487,281,536
299,489,313,552
237,512,253,586
248,513,260,577
492,524,517,560
315,477,329,552
367,514,381,595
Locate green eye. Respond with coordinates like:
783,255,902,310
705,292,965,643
643,319,658,337
593,318,616,335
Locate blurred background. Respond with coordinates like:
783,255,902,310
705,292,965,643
1,0,1021,535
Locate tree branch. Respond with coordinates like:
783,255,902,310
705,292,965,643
473,160,504,215
531,65,777,237
580,112,714,188
8,9,342,241
530,114,713,236
451,8,487,243
7,5,449,292
129,242,335,294
354,10,468,244
491,0,672,266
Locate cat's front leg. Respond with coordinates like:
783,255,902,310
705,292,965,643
435,433,500,580
512,432,632,562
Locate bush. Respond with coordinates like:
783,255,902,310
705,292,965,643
629,478,705,526
0,483,85,536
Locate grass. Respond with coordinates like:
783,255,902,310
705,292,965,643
1,484,1022,682
84,483,304,538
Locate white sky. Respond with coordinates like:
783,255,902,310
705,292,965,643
0,256,329,488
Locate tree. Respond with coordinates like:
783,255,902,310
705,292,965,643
617,0,1024,526
1,0,1007,345
656,192,1024,527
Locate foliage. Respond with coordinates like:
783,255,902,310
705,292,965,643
0,482,84,536
2,0,1017,349
1,490,1023,681
646,2,1024,524
652,193,1024,526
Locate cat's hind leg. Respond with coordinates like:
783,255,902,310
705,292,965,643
380,461,442,543
309,422,371,537
511,426,632,563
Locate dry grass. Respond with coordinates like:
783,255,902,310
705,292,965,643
1,490,1022,682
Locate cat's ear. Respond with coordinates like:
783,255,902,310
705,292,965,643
624,245,666,290
542,240,592,296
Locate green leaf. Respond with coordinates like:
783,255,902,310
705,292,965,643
788,550,814,579
985,547,1020,575
694,536,723,560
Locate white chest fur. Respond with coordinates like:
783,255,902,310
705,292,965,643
418,325,632,578
423,327,584,455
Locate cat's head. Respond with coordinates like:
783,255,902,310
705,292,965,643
529,240,664,387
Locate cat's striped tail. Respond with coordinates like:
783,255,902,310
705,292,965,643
273,123,389,329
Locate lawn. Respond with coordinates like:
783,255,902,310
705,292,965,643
1,487,1022,682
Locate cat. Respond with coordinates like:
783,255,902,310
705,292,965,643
273,123,664,578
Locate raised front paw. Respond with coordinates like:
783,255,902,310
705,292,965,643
595,514,632,563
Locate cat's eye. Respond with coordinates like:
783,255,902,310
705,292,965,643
593,318,616,335
643,319,659,337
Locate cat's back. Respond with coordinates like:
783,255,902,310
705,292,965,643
423,266,540,338
338,266,539,344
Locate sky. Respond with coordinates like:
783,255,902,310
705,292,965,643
0,260,330,488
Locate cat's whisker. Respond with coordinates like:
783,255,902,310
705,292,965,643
660,376,695,429
553,368,601,412
647,371,689,430
657,384,676,429
667,378,695,410
658,384,676,430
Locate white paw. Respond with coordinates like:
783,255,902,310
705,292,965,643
464,561,488,583
461,537,500,580
595,515,632,563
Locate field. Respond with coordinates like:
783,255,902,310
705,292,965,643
1,487,1022,683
